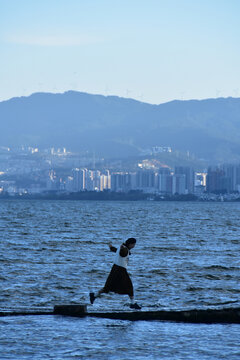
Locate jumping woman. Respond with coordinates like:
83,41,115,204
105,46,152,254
89,237,141,309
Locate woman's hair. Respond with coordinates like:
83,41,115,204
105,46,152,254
125,238,136,247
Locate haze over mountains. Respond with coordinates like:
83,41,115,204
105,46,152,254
1,91,240,163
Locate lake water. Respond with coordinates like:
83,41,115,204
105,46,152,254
0,200,240,359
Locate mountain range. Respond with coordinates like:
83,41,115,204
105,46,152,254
1,91,240,163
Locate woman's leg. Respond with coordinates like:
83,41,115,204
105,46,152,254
90,287,105,304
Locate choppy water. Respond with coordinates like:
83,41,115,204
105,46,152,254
0,200,240,359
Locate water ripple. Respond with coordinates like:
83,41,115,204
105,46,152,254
1,200,240,359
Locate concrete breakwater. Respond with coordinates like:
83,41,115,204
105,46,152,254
1,305,240,324
53,305,240,324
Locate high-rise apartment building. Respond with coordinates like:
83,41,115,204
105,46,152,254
111,172,132,192
207,164,240,193
206,167,226,193
172,174,186,194
72,168,86,191
136,170,157,191
158,168,172,194
175,166,195,194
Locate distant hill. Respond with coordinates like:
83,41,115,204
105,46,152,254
1,91,240,162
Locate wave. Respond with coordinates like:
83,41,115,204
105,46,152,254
204,265,239,271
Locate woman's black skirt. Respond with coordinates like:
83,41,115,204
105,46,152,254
102,264,133,297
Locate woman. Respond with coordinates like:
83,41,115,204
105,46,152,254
89,238,141,309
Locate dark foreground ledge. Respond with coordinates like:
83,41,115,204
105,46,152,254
0,310,54,317
1,305,240,324
53,305,240,324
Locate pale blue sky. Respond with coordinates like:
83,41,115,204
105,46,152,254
1,0,240,104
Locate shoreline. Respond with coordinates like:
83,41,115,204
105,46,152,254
0,191,239,202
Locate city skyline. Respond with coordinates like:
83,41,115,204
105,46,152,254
1,143,240,199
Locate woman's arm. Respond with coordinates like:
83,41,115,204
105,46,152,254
109,243,117,252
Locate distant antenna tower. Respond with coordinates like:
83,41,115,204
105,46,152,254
93,151,96,169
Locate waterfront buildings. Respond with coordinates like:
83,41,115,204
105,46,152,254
64,164,240,195
65,166,195,195
175,166,195,194
2,146,240,197
206,165,240,193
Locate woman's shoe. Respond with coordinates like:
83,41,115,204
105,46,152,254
130,303,141,310
89,292,96,304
